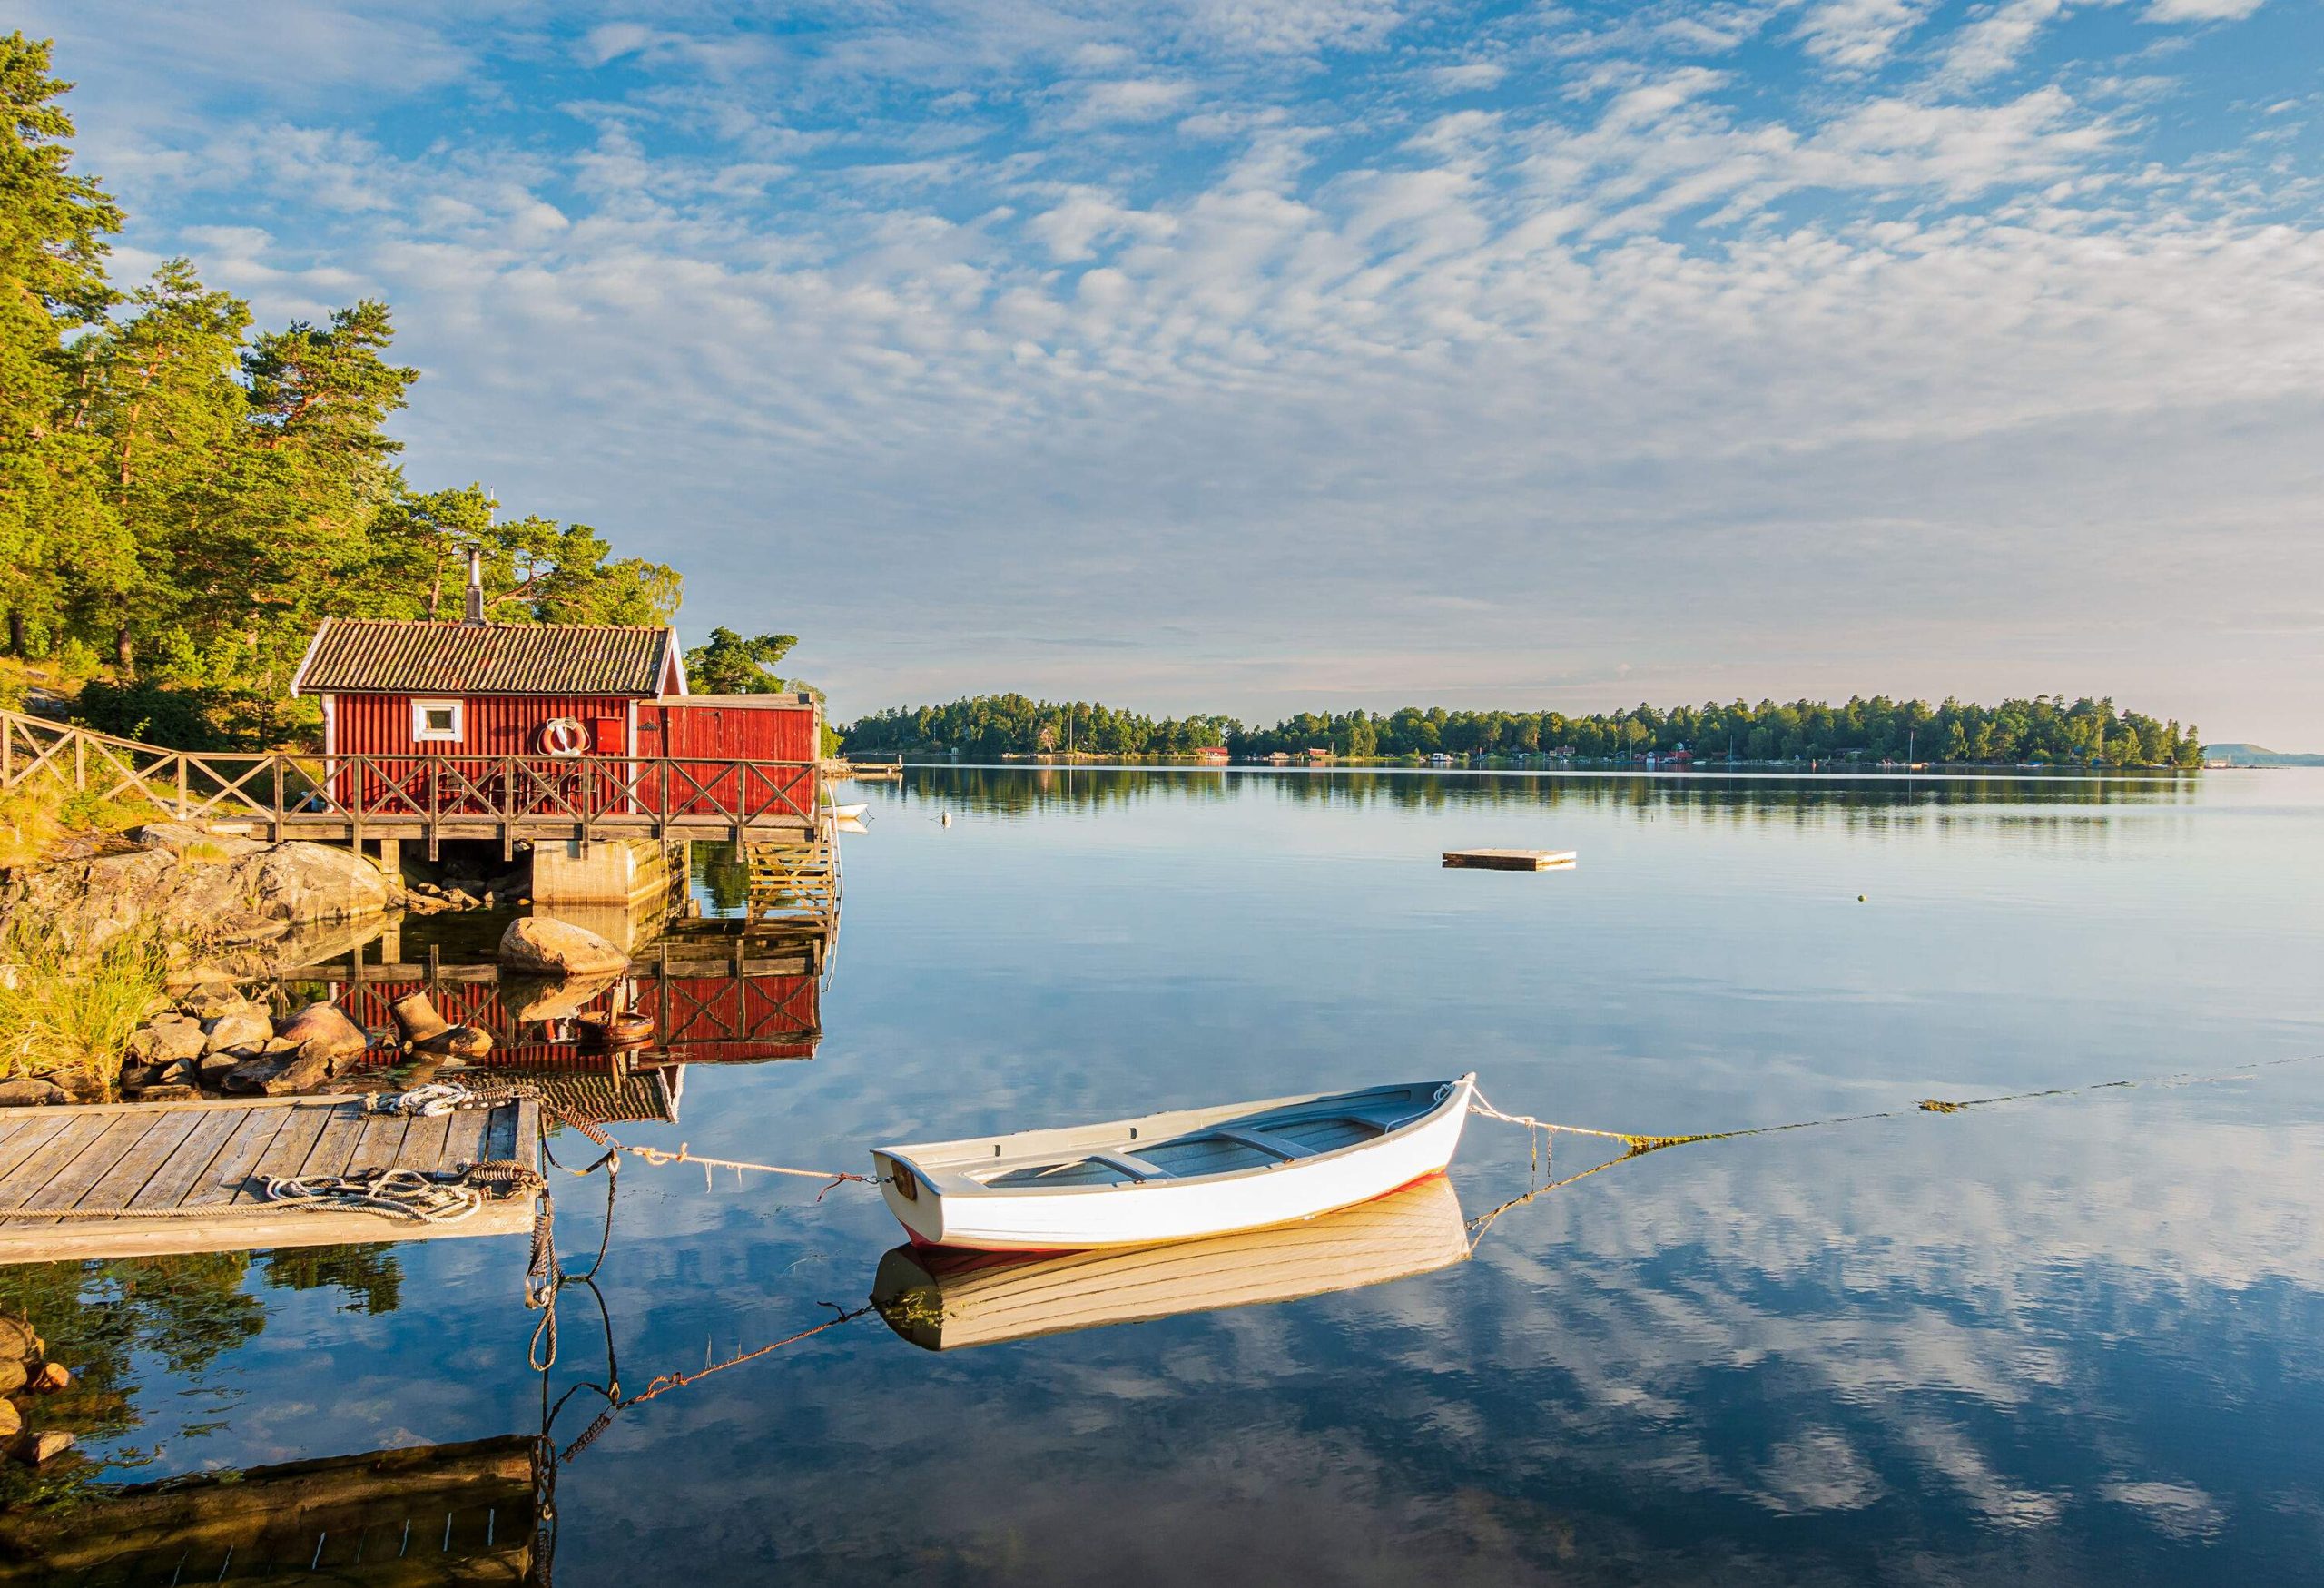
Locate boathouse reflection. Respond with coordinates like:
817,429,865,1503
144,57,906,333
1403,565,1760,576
265,921,833,1129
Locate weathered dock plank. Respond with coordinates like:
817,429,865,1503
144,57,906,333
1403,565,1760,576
0,1096,538,1265
129,1107,247,1210
183,1106,299,1208
0,1113,118,1213
440,1107,492,1172
0,1111,74,1188
1442,848,1579,871
240,1103,338,1203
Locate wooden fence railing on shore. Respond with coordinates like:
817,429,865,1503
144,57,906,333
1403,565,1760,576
0,707,822,853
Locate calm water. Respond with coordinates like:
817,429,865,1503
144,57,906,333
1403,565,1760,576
8,768,2324,1584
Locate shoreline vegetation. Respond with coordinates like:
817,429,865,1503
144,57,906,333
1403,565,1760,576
841,694,2205,770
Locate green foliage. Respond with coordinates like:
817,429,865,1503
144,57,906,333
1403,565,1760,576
0,33,127,659
685,626,799,693
257,1244,404,1315
72,676,230,749
843,694,2204,769
0,922,165,1091
693,841,752,912
843,695,1238,760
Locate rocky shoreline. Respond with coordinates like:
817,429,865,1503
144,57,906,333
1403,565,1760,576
0,823,635,1108
0,822,406,959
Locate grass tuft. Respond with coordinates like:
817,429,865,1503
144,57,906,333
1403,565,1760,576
0,925,168,1096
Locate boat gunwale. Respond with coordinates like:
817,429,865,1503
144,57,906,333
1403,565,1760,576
873,1074,1474,1202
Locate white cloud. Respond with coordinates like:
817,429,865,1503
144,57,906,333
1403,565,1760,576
1796,0,1935,72
1065,77,1197,126
1182,0,1404,56
1427,62,1507,93
2142,0,2267,17
1935,0,2075,88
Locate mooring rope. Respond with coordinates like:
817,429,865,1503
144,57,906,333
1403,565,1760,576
371,1082,872,1197
1461,1051,2324,1247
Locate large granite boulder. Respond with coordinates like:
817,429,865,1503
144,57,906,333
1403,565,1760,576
0,830,404,954
203,1011,273,1054
499,917,627,977
276,1002,368,1061
0,1079,66,1108
132,1016,210,1066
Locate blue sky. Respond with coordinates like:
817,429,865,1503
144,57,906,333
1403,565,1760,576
25,0,2324,740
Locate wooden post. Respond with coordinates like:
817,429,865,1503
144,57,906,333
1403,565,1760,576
175,755,188,819
271,757,284,843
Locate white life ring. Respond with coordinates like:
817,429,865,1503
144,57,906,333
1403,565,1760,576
538,717,588,758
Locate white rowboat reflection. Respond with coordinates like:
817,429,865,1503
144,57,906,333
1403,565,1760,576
872,1075,1476,1251
872,1171,1469,1351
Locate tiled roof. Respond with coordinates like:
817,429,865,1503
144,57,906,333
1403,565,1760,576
292,619,678,696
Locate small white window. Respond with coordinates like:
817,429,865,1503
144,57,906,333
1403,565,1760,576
412,698,465,743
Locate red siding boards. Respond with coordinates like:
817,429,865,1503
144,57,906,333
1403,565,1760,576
638,695,819,819
327,693,639,815
332,693,635,757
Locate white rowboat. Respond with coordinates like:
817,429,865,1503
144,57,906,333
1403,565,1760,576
872,1172,1469,1350
872,1074,1476,1251
821,802,870,821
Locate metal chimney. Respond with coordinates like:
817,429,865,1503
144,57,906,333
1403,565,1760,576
463,549,485,625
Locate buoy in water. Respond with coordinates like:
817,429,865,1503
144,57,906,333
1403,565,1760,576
940,812,953,826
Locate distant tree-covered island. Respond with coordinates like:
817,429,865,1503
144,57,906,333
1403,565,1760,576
842,694,2205,769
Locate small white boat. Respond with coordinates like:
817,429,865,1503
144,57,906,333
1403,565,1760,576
872,1074,1476,1251
872,1173,1469,1350
821,802,870,822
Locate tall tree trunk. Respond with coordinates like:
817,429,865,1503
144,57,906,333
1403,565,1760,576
114,626,133,673
5,609,23,657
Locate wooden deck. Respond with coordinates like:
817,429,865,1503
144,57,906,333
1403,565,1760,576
0,1095,538,1264
1442,848,1579,871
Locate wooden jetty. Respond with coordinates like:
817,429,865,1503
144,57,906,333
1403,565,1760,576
0,1094,537,1264
824,755,903,781
1442,848,1578,871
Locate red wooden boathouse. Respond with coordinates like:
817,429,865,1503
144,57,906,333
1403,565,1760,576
288,566,821,834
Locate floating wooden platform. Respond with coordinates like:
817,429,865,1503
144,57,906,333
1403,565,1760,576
1442,848,1578,871
0,1095,537,1264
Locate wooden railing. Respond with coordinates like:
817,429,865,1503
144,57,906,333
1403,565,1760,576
0,708,819,838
